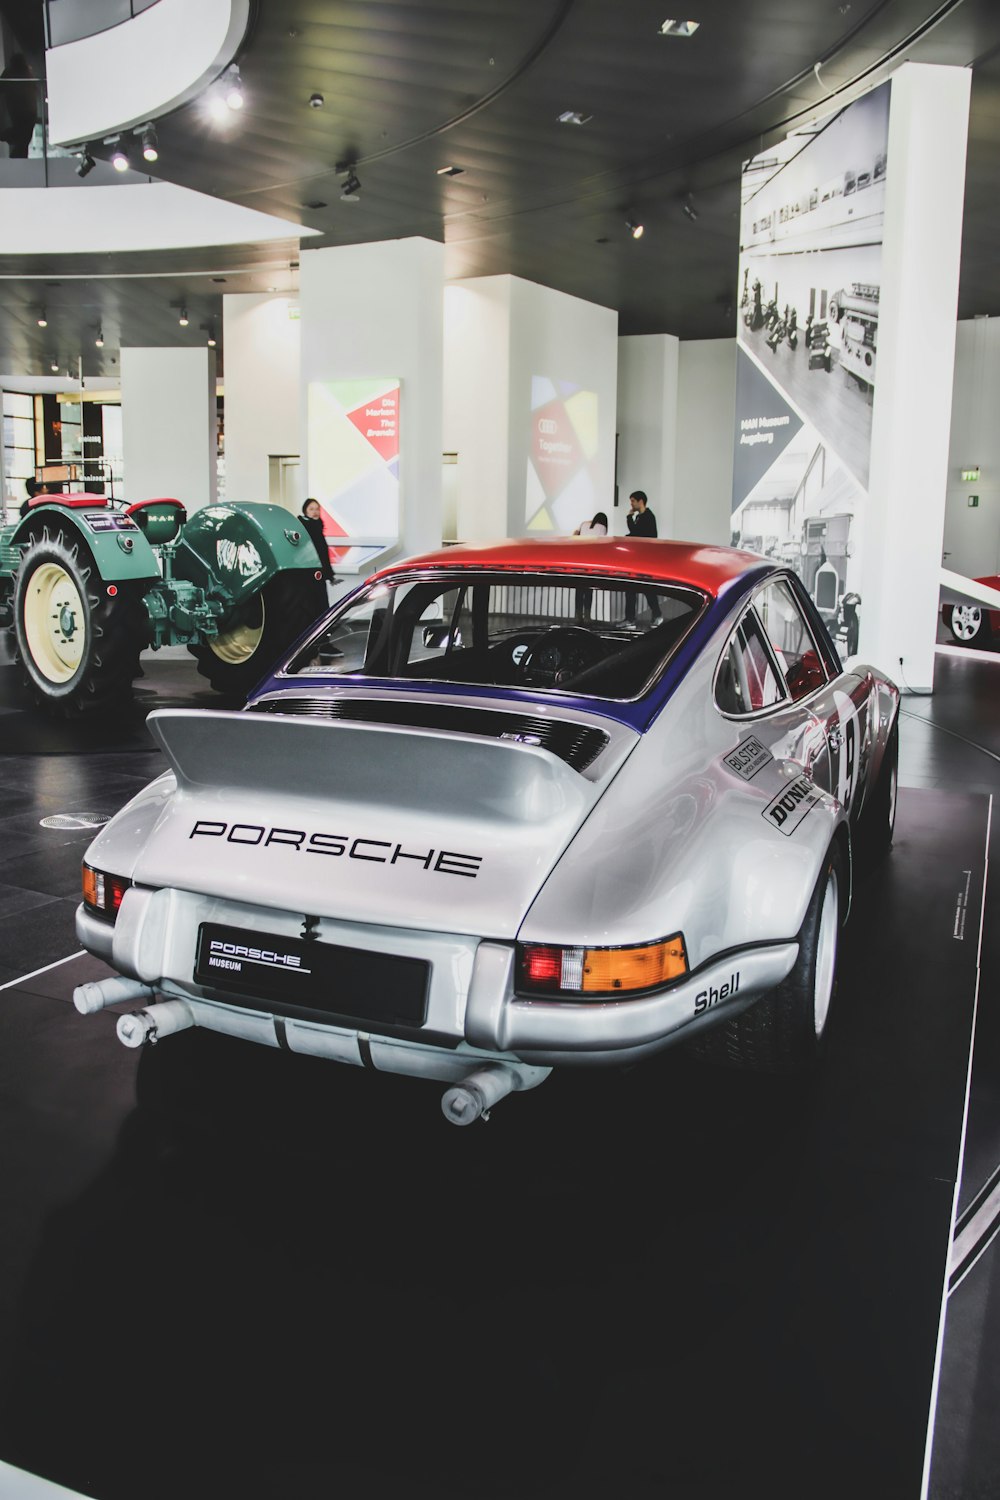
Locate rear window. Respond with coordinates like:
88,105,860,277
284,571,706,701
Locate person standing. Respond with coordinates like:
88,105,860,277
300,497,335,616
624,490,661,626
572,510,608,622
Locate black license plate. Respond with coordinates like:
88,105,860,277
195,923,429,1028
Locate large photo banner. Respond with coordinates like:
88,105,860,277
525,375,600,532
307,377,400,569
732,82,890,653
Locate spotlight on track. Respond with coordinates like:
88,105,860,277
205,325,217,347
225,66,244,110
340,168,362,202
37,310,48,327
95,328,105,348
626,217,644,239
111,144,129,171
141,124,158,163
76,148,96,178
682,195,698,222
178,307,189,327
50,362,59,373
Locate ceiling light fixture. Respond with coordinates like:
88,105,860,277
206,327,217,347
659,19,700,37
37,311,48,327
111,145,129,171
626,218,645,239
50,362,59,373
436,165,465,176
75,148,96,178
309,93,324,108
178,307,189,327
95,328,105,347
682,196,698,222
340,168,362,201
557,110,592,125
140,124,158,162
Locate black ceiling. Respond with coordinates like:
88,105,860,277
3,0,1000,380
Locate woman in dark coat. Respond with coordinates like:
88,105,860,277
300,497,335,616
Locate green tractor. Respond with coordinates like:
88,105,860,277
0,493,325,714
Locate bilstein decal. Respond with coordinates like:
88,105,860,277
723,736,773,782
762,776,822,835
189,820,483,878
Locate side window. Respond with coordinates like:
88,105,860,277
754,578,829,702
716,610,785,715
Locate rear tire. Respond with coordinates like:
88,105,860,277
13,524,145,715
690,847,843,1073
188,571,321,698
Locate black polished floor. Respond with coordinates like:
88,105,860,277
0,644,997,1500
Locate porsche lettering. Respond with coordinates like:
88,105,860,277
189,820,483,878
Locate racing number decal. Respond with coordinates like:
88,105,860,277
827,688,867,814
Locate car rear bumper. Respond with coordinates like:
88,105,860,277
77,887,798,1074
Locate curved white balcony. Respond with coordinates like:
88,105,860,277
46,0,250,147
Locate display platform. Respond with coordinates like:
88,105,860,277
0,787,987,1500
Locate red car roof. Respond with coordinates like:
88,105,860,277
375,537,769,599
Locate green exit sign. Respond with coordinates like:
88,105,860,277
961,467,980,482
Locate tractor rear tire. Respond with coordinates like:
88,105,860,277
13,524,146,715
188,571,321,699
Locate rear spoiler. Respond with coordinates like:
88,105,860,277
146,709,595,827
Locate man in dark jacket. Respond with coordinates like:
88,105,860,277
624,489,661,625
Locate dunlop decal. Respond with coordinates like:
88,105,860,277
762,775,822,836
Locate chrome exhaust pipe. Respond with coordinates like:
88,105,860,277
441,1064,523,1126
116,999,195,1049
73,976,157,1015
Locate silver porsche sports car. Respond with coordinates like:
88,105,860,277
74,538,899,1123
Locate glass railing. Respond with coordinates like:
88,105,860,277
45,0,161,49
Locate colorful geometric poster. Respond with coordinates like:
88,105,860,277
307,379,400,563
732,83,890,651
525,376,600,533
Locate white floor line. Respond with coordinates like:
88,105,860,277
920,792,993,1500
0,1458,95,1499
0,950,85,993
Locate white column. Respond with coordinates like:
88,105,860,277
222,292,300,506
942,318,1000,579
676,339,736,545
861,63,971,686
120,347,216,510
300,238,445,564
617,334,679,536
443,276,512,541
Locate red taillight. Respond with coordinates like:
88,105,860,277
522,945,562,987
82,863,130,922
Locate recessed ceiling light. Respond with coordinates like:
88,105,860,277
436,165,465,176
659,19,700,36
308,93,324,108
557,111,592,125
211,277,227,283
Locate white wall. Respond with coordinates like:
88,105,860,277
223,293,300,506
443,277,512,541
120,347,216,509
675,340,737,545
301,238,445,563
942,317,1000,578
616,335,679,535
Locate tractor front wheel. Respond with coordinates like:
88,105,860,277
13,525,145,715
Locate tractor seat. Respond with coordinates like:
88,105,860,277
124,497,187,544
